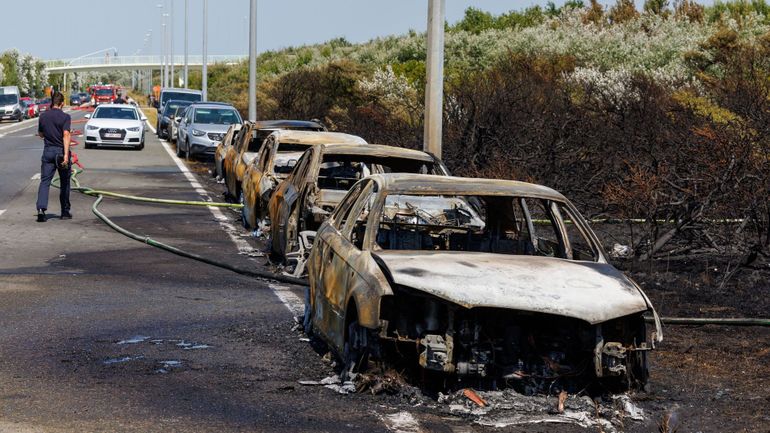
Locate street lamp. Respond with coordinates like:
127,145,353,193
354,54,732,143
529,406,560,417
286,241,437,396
248,0,257,121
169,0,174,88
163,14,170,87
184,0,189,88
202,0,208,101
157,4,164,88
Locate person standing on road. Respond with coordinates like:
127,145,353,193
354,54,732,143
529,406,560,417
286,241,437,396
35,91,72,222
114,92,126,104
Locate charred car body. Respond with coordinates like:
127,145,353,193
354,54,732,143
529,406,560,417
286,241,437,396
268,145,449,263
213,123,242,180
222,120,326,202
241,130,368,230
305,174,663,391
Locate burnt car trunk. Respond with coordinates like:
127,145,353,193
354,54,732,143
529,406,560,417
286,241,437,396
379,286,651,393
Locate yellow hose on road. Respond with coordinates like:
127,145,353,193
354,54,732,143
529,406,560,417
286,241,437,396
55,168,306,286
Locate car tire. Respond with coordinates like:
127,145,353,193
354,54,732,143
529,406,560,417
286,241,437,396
85,142,94,149
342,320,371,380
185,141,192,161
176,142,185,158
240,191,251,229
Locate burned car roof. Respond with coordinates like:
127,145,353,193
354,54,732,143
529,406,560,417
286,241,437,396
316,144,437,161
269,130,367,145
252,119,326,130
368,173,566,201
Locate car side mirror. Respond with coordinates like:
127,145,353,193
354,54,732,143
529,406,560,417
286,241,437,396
175,116,181,122
140,115,148,121
84,113,91,119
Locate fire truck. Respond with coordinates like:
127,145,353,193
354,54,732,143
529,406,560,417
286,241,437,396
91,85,116,107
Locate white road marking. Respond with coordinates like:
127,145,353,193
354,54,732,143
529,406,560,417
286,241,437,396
31,173,41,180
0,210,6,217
145,112,304,311
268,284,305,318
378,411,423,433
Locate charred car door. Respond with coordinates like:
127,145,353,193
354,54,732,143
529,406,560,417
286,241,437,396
312,180,373,347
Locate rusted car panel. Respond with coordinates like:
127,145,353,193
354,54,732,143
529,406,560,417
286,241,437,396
214,123,242,180
241,130,367,229
306,174,663,389
268,145,449,260
222,120,326,201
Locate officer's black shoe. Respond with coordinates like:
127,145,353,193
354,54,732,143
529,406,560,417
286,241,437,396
61,211,72,220
36,210,46,222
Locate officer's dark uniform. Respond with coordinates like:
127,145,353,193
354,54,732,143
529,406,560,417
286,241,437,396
36,105,72,218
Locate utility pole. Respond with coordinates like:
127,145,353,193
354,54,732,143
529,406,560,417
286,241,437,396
157,3,164,87
170,0,174,87
423,0,445,159
202,0,208,101
248,0,257,121
184,0,189,88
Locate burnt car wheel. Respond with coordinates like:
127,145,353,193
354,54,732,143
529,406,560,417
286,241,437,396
342,320,371,378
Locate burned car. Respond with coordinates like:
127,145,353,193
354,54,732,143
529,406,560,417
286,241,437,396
305,174,663,391
222,120,326,201
241,130,367,230
213,123,243,180
268,145,448,264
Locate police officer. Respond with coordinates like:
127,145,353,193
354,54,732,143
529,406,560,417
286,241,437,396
36,91,72,222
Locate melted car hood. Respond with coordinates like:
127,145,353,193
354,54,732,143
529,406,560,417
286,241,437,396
373,251,650,324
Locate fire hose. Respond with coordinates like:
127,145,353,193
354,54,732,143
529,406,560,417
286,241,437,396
54,167,306,286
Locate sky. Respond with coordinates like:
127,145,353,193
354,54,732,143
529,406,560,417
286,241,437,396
1,0,657,61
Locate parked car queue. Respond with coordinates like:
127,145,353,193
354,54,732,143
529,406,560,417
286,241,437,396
190,106,664,393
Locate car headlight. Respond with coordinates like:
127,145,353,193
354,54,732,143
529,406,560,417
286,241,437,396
191,129,206,137
86,125,99,130
127,127,141,132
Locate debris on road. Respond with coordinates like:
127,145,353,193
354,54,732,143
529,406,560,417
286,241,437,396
463,388,487,407
435,389,646,432
298,374,356,394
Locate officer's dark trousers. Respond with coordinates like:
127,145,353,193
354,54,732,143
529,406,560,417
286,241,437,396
36,146,70,213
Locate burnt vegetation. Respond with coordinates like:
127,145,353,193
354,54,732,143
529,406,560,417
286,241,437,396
255,30,770,304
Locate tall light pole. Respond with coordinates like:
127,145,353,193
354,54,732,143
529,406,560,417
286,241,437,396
157,4,164,87
184,0,189,88
248,0,257,122
202,0,208,101
163,13,170,87
169,0,174,87
423,0,445,159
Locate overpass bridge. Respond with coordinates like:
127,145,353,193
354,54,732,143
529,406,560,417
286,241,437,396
45,55,247,74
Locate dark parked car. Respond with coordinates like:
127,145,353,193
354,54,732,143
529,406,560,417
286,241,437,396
157,99,193,140
69,93,82,106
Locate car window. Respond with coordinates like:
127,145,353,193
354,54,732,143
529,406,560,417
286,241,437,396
522,198,565,258
554,203,598,261
247,129,266,153
289,151,313,188
372,193,598,261
93,107,138,120
342,181,376,248
193,108,241,125
257,137,274,171
332,180,369,232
